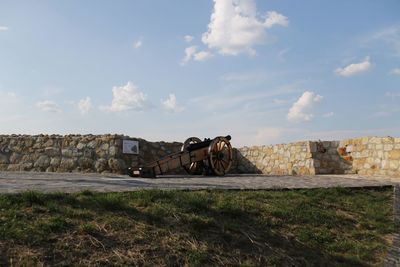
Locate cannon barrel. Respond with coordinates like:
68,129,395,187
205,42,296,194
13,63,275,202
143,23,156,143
186,135,231,152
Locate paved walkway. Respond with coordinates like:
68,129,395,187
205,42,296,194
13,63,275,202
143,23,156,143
0,171,398,193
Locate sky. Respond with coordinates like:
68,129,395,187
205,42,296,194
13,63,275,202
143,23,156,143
0,0,399,147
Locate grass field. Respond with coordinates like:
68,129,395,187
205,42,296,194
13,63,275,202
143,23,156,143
0,187,395,266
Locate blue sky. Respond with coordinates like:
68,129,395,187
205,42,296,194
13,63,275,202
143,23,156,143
0,0,399,147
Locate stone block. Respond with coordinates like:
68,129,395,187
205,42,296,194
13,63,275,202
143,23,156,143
108,158,126,173
50,157,61,167
0,153,9,164
381,160,389,169
34,155,50,169
20,162,33,171
59,158,76,171
78,157,94,170
376,144,383,150
389,150,400,160
87,140,98,149
77,142,86,149
369,137,382,144
361,137,369,145
382,137,395,144
9,153,22,164
7,164,21,171
384,144,394,151
83,148,95,158
45,147,60,157
95,159,108,172
389,160,399,170
361,150,370,157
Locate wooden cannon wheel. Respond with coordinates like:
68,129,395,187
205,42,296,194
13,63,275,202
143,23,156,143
181,137,204,175
208,136,233,176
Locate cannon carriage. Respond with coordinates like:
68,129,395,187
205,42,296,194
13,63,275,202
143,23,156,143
127,135,233,178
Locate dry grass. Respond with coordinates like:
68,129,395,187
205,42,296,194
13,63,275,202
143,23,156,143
0,187,395,266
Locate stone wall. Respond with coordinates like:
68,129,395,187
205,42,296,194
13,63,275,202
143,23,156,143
337,137,400,176
0,135,182,174
234,136,400,177
0,134,399,177
232,141,315,175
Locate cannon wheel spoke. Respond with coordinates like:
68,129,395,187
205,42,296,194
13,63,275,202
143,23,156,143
208,137,233,176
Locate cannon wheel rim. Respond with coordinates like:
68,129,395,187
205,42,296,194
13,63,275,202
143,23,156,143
208,136,233,176
181,137,204,175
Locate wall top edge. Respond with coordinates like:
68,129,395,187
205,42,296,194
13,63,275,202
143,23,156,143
238,136,400,149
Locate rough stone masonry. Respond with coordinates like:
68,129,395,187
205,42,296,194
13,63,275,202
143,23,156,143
0,134,181,174
0,134,399,177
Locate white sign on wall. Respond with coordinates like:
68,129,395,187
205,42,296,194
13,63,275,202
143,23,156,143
122,140,139,154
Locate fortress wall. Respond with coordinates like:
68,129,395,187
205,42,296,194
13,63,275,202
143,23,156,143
235,136,400,177
0,134,182,174
338,137,400,176
232,141,315,175
0,134,398,177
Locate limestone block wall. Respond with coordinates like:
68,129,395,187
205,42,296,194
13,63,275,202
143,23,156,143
0,135,182,174
232,141,315,175
233,137,400,177
337,137,400,176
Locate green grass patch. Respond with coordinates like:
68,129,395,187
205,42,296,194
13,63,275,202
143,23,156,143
0,187,395,266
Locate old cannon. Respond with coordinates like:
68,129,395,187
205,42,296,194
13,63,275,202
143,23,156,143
127,135,233,178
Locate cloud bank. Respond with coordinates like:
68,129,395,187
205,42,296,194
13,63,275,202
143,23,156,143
201,0,288,55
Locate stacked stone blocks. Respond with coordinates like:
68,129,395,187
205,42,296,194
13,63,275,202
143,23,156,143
0,135,398,177
233,141,315,175
234,137,399,177
0,134,182,174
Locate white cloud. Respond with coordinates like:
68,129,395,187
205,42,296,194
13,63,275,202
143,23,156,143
335,57,371,77
36,100,62,113
162,94,184,113
103,82,147,112
201,0,288,55
78,97,92,115
193,50,213,61
0,26,8,31
184,35,194,43
287,91,322,122
181,46,213,65
264,11,289,28
133,38,143,49
390,68,400,75
181,46,197,65
133,41,142,49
